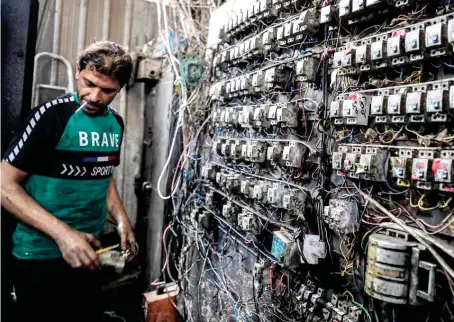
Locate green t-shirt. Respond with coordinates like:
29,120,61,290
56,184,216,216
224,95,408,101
3,93,124,259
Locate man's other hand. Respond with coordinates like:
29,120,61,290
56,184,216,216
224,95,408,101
56,228,102,270
118,220,136,256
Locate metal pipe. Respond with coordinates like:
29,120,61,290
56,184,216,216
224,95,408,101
32,52,74,107
50,0,61,85
102,0,110,40
117,0,133,200
77,0,87,54
117,0,132,193
147,64,175,286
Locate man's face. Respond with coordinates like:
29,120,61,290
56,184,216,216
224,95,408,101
75,63,121,115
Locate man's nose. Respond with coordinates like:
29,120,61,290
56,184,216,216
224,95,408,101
90,89,102,103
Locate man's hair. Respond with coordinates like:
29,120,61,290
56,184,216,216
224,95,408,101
77,41,133,87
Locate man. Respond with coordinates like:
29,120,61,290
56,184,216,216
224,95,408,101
1,41,136,322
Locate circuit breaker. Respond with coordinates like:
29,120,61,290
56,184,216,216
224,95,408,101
406,92,424,114
411,158,433,182
355,44,369,65
371,95,386,115
339,0,351,17
245,141,267,162
387,35,404,57
323,199,358,234
238,212,261,235
433,158,454,183
390,157,412,179
371,40,386,61
222,202,239,222
320,5,334,24
295,57,318,82
426,89,446,113
282,142,304,167
330,100,343,118
387,94,404,115
276,104,298,127
343,152,360,172
332,152,345,170
357,152,386,181
425,23,444,48
267,144,284,163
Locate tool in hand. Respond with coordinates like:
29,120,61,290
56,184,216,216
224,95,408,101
96,243,136,274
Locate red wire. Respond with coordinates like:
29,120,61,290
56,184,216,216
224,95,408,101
269,267,286,292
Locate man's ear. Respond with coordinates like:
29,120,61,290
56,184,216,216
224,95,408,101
75,62,80,79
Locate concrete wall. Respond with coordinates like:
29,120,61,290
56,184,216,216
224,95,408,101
34,0,159,229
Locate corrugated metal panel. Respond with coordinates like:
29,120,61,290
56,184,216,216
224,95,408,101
35,0,159,229
85,0,104,43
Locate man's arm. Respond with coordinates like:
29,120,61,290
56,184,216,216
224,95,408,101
107,177,136,255
1,161,101,270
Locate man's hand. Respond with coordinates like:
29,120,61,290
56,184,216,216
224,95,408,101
118,220,136,256
55,228,102,271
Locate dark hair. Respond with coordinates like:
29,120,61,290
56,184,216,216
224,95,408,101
77,41,133,87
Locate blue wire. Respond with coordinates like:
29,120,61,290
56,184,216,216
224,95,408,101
187,141,202,161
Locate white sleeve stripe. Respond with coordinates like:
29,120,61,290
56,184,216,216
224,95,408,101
69,96,75,101
8,96,67,163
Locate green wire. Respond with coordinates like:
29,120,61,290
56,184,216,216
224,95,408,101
353,300,373,322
